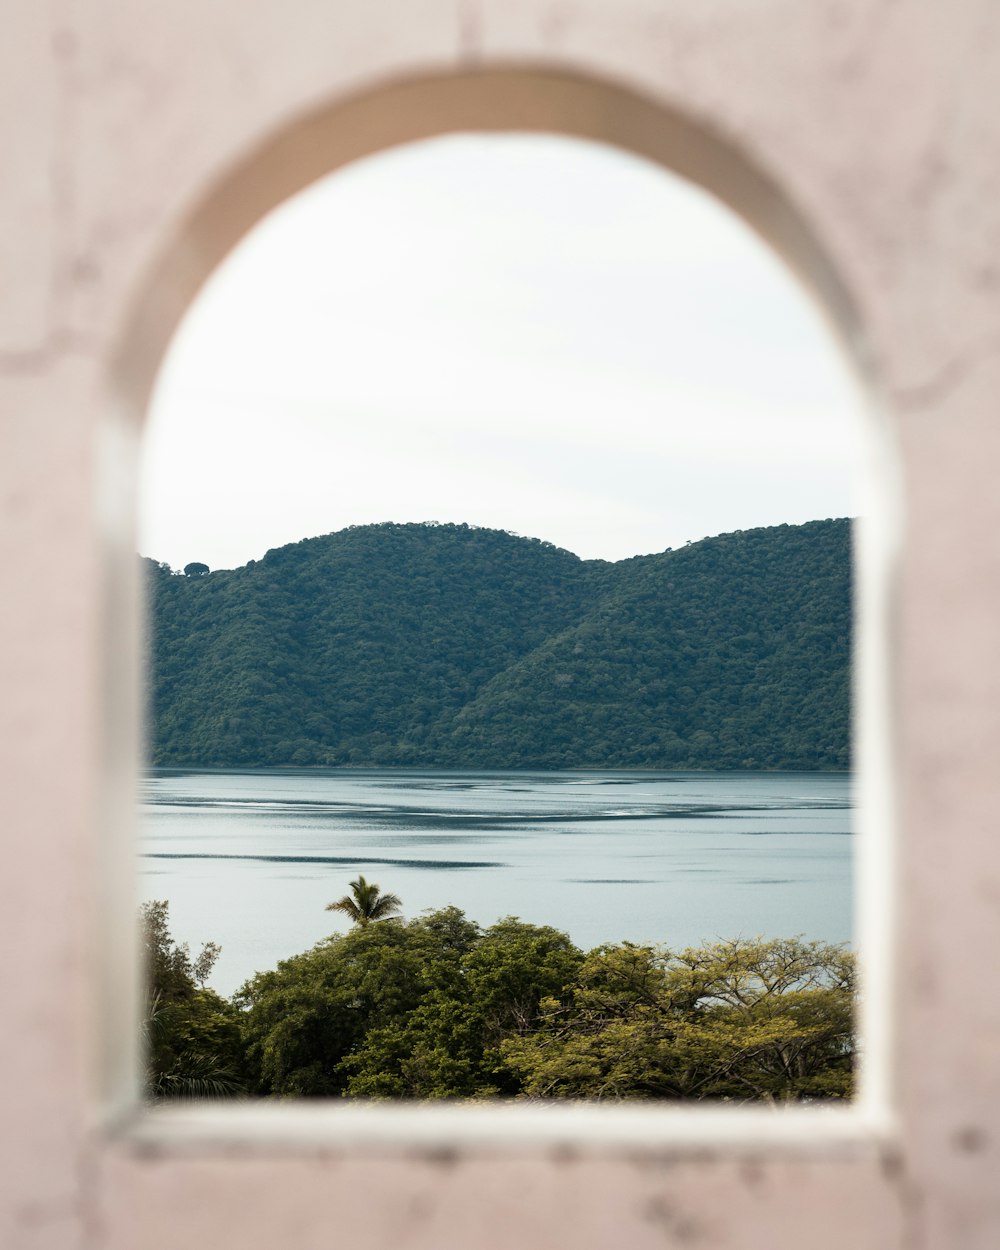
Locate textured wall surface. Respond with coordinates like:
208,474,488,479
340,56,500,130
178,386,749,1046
3,0,1000,1246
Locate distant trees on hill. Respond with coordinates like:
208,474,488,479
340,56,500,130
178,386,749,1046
145,518,851,771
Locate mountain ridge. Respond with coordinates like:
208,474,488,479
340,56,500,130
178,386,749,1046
145,518,851,770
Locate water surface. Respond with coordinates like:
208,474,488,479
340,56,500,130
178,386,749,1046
140,768,852,997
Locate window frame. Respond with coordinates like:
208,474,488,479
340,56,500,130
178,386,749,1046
102,64,899,1158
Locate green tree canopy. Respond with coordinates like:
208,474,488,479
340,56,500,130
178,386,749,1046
230,912,853,1103
499,937,855,1102
140,900,246,1099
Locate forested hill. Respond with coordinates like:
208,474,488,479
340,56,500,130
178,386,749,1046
145,519,851,770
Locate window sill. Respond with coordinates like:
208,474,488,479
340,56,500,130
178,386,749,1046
119,1099,896,1159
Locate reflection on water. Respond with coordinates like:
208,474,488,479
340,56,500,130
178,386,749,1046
140,768,852,997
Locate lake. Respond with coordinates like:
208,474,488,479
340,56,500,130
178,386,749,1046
140,768,852,998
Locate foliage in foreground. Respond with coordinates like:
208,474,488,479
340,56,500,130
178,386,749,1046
144,902,854,1103
500,937,854,1101
141,901,247,1099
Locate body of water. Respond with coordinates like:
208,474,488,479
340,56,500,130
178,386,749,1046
140,768,852,997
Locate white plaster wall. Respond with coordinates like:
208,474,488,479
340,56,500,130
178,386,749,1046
2,1,1000,1246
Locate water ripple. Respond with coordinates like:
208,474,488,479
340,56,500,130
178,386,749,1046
145,852,504,870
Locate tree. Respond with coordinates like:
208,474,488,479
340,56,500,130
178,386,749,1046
235,915,444,1096
499,937,854,1102
183,561,209,577
341,914,582,1099
201,906,855,1103
326,875,402,927
140,900,246,1099
235,907,580,1100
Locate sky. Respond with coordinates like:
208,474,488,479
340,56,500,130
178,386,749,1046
139,132,866,572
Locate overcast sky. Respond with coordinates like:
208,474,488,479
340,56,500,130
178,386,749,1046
139,133,866,572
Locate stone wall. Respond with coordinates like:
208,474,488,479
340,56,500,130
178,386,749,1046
3,2,1000,1246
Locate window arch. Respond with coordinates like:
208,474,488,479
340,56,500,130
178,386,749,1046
104,66,897,1144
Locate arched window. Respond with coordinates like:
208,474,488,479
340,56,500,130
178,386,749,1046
108,69,896,1144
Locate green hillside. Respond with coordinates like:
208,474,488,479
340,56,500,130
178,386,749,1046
145,518,851,770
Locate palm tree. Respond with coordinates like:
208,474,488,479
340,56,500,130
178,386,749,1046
326,875,402,927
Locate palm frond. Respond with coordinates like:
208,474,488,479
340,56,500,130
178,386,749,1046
151,1049,245,1100
326,896,363,921
367,893,403,921
325,875,402,926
